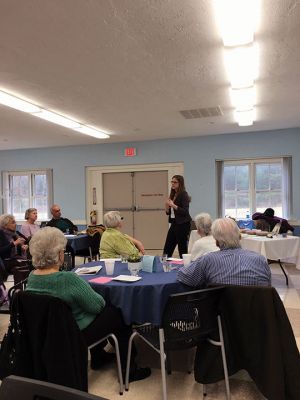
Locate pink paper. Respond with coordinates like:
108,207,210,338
89,277,113,284
171,260,184,265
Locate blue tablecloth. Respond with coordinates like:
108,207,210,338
79,261,189,325
67,235,89,253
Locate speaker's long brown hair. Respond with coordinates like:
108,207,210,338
170,175,190,201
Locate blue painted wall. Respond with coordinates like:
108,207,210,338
1,127,299,220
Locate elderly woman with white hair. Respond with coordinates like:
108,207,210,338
100,211,145,259
0,214,27,280
26,227,150,381
190,213,219,261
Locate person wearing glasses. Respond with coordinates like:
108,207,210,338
100,211,145,259
163,175,192,258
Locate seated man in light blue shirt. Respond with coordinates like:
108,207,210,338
177,218,271,288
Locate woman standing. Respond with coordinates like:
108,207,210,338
163,175,191,258
20,208,40,239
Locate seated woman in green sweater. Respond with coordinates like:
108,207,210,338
26,227,150,381
100,211,145,259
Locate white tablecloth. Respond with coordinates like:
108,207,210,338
189,230,300,270
240,235,300,270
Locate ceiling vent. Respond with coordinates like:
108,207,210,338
179,106,223,119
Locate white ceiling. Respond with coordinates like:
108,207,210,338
1,0,300,150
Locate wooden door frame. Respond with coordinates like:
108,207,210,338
85,163,184,225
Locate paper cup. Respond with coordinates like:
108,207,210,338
182,254,192,267
104,260,115,275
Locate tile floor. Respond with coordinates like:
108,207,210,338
1,261,299,400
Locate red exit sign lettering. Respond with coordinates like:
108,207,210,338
124,147,137,157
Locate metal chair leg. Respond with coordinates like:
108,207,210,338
159,328,168,400
125,332,137,391
217,316,231,400
203,383,207,398
89,333,124,395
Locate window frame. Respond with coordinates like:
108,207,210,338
2,169,53,222
217,157,292,219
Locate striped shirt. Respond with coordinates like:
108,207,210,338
177,247,271,288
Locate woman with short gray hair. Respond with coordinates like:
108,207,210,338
27,226,151,381
0,214,27,280
21,208,40,239
100,211,145,259
29,226,66,268
190,213,219,261
103,210,123,228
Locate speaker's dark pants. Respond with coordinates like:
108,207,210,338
163,221,190,258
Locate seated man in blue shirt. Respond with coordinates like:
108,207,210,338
177,217,271,288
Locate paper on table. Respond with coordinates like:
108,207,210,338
99,258,121,262
75,265,102,275
166,257,182,261
170,260,184,265
112,275,142,282
89,276,113,284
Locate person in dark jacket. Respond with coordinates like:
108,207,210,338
252,207,294,234
46,204,78,233
0,214,28,280
163,175,192,258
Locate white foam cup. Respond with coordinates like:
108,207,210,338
182,254,192,267
104,260,115,275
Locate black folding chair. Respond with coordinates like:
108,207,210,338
0,375,109,400
76,232,101,263
9,292,124,394
125,287,230,400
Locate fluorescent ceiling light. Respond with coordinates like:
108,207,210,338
224,44,259,88
0,90,40,113
75,126,110,139
214,0,260,46
235,108,255,126
230,86,255,111
0,89,110,139
34,110,81,129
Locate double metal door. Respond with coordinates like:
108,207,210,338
103,171,169,250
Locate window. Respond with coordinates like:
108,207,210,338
2,170,53,220
217,157,292,219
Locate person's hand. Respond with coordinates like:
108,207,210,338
167,199,176,209
13,237,25,246
21,244,29,251
136,241,145,255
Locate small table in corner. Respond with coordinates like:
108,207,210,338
240,234,300,285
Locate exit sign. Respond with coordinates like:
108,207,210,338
124,147,137,157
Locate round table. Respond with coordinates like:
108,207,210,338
79,261,188,325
